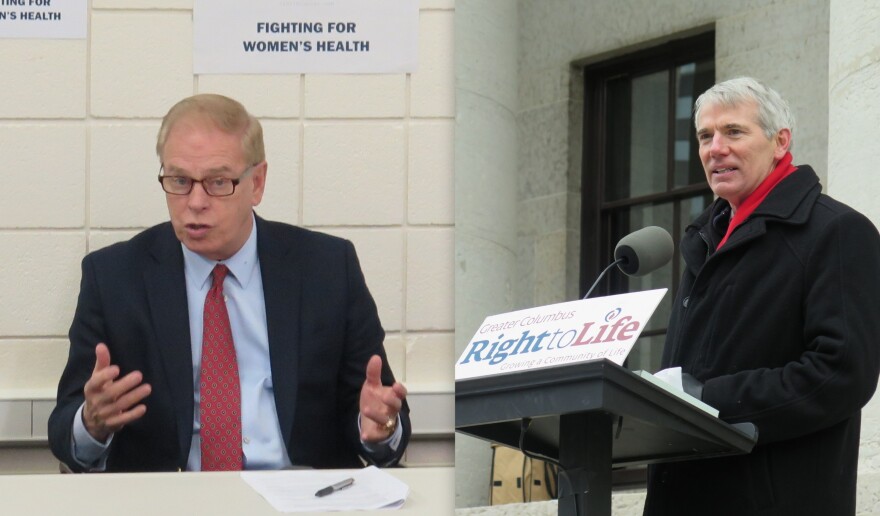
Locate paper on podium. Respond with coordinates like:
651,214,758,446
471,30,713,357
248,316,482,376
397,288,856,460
636,367,719,417
241,466,409,512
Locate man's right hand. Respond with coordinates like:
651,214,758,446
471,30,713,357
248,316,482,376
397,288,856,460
82,343,152,442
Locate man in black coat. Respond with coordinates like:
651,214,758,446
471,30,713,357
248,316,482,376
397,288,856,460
49,94,410,472
644,77,880,515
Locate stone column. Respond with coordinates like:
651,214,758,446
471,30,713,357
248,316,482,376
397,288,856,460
828,0,880,511
454,0,520,508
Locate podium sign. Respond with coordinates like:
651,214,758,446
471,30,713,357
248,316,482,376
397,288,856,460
455,289,666,380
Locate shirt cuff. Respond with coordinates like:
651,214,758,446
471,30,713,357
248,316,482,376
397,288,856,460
358,413,403,453
72,403,112,470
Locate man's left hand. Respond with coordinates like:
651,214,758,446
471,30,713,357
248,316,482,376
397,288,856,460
359,354,407,443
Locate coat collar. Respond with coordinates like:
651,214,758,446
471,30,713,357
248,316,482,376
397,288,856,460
683,165,823,266
750,165,821,223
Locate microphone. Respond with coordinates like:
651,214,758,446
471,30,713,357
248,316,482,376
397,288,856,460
583,226,673,299
614,226,674,277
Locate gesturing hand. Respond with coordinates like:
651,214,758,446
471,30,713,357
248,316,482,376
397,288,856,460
82,343,152,443
359,355,407,443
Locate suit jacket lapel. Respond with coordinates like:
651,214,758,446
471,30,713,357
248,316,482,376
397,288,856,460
257,217,303,448
144,226,194,467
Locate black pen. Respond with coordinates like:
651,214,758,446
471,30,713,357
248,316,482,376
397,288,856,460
315,477,355,497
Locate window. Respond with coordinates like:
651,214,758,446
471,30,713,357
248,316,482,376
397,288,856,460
581,32,715,375
578,30,716,489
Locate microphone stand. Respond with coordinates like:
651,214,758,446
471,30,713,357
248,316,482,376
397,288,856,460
582,258,624,299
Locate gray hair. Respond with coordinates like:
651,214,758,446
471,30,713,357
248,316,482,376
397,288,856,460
694,77,795,147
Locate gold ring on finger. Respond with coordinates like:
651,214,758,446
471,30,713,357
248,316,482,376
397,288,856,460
384,416,397,435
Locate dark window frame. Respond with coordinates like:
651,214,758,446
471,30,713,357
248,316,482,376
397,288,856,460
578,31,716,488
581,31,715,301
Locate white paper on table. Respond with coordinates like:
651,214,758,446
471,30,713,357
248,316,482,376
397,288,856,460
241,466,409,512
653,366,685,391
637,367,720,417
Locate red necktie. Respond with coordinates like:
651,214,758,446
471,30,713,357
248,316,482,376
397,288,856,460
200,264,243,471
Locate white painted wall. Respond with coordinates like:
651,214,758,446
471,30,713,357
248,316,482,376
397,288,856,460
0,0,455,470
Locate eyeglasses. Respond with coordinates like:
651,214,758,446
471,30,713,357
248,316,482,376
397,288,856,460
158,164,257,197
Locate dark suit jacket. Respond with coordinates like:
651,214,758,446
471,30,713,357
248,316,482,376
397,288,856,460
49,215,410,472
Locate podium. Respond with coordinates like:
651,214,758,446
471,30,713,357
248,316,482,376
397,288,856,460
456,360,757,516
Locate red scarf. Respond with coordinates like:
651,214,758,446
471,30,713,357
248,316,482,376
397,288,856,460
716,152,797,250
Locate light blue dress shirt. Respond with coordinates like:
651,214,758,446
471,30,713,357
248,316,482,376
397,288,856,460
181,218,290,470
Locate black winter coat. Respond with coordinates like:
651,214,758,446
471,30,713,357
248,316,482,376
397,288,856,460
644,166,880,516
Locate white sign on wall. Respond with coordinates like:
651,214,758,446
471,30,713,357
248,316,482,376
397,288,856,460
193,0,419,74
0,0,87,39
455,289,668,380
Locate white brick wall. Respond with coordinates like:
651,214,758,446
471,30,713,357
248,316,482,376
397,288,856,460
1,126,87,227
0,41,87,119
90,124,168,228
302,123,407,226
90,12,194,118
198,76,302,118
0,2,454,468
412,10,455,118
407,228,454,331
305,75,407,118
327,228,405,333
409,121,455,225
0,233,85,336
255,121,302,226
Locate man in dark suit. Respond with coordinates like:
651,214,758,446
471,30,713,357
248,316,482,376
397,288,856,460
48,93,410,472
